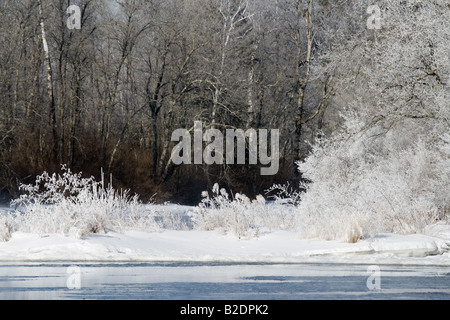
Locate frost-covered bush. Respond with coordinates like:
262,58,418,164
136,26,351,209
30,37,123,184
190,184,263,238
297,131,450,242
266,182,302,206
190,183,297,238
294,0,450,242
11,165,158,237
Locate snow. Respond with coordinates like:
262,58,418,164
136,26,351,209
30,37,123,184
4,168,449,267
1,225,450,265
1,202,450,265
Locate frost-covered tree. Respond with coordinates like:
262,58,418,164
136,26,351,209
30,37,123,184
296,0,450,241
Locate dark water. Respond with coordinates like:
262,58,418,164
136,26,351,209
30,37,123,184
0,262,449,300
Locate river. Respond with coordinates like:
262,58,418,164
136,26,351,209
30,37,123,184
0,262,449,300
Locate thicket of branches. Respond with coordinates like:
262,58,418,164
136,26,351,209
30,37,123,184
296,0,450,241
0,0,346,204
192,0,450,242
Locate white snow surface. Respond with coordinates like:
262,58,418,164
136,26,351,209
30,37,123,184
1,224,450,265
1,204,450,265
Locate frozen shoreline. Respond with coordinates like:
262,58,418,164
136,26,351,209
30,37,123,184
1,227,450,265
2,203,450,265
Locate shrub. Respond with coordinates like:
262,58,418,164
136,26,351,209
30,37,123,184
296,132,450,242
11,165,156,237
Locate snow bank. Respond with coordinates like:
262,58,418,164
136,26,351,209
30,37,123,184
1,228,449,265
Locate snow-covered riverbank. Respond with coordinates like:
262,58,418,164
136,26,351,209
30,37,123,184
1,225,450,265
2,197,450,265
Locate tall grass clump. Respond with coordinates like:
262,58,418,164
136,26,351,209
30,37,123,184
11,165,158,237
190,183,297,238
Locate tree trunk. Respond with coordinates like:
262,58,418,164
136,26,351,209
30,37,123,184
38,0,58,165
294,0,313,165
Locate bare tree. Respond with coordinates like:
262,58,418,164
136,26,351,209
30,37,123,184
38,0,58,163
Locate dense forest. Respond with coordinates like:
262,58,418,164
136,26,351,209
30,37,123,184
0,0,448,208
